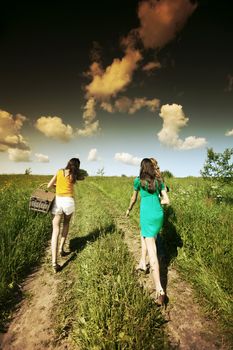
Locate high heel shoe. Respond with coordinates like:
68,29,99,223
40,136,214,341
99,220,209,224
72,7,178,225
155,289,165,306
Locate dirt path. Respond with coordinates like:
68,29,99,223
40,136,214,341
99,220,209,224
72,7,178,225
0,248,70,350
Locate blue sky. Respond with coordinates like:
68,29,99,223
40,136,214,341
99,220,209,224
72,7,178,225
0,0,232,177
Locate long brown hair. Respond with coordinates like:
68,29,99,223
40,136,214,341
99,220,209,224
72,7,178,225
65,158,80,183
139,158,156,193
150,157,163,186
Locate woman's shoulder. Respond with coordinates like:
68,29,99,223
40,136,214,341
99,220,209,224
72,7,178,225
57,169,70,177
133,176,141,190
56,168,64,174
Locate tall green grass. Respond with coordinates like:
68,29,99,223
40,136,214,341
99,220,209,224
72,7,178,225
0,175,52,330
166,179,233,328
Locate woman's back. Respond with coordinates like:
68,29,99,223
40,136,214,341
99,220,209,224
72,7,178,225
56,169,74,197
134,177,164,199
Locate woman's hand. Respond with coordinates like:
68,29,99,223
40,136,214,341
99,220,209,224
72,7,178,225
160,198,169,205
160,189,170,205
126,191,138,217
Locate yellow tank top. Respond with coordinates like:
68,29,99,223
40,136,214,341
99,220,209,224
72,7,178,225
56,169,74,197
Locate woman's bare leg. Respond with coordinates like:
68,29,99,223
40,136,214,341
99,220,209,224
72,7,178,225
51,214,62,265
59,213,72,253
145,237,163,293
138,236,147,270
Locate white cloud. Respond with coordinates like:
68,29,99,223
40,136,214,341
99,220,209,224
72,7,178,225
128,97,160,114
8,148,31,162
158,104,207,150
137,0,197,49
77,120,100,137
114,96,132,113
225,129,233,136
100,96,160,115
87,148,100,161
83,97,96,122
179,136,207,150
0,110,29,151
114,152,141,166
78,98,101,137
81,41,141,138
100,102,115,113
35,116,74,142
86,50,142,100
142,61,161,72
35,153,49,162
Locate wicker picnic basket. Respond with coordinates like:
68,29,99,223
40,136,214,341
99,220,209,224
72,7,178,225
29,183,55,213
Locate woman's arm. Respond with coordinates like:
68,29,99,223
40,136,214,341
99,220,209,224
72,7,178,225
126,190,138,217
47,175,57,189
160,189,170,205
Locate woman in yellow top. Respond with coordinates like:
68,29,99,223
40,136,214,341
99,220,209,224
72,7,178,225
47,158,84,273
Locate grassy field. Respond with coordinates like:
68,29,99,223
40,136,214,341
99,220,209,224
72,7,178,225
0,175,52,330
0,174,232,345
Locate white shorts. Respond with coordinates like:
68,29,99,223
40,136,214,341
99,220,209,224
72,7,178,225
51,196,75,216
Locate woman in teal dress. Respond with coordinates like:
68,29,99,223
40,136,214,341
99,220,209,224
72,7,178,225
126,158,170,305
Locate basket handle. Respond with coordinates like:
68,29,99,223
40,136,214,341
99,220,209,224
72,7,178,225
39,183,55,192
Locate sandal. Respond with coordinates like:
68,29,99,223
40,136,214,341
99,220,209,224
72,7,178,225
136,263,149,274
52,263,61,273
155,289,165,306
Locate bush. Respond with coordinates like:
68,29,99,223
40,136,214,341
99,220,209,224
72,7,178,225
161,170,174,178
201,148,233,182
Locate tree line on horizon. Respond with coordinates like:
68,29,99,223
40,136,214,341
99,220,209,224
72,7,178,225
23,148,233,182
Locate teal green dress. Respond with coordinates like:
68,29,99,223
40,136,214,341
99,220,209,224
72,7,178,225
134,177,165,238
